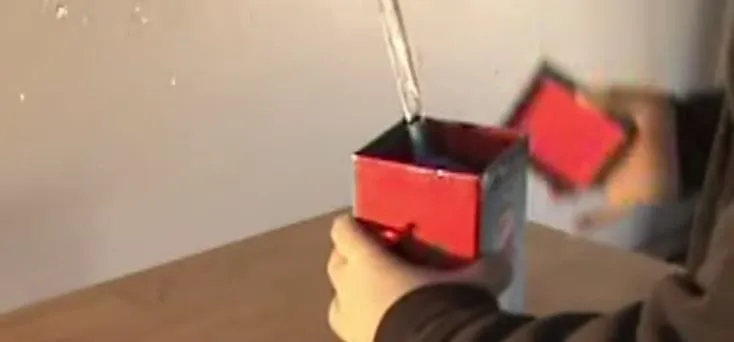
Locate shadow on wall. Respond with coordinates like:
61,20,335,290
0,183,93,312
690,0,729,88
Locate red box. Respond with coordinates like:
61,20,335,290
353,118,528,311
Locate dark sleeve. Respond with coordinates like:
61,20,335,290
674,90,724,197
376,204,734,342
375,276,719,342
375,284,604,342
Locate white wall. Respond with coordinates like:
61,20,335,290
0,0,726,313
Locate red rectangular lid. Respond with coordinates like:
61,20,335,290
507,69,630,189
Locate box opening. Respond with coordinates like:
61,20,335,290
357,118,524,174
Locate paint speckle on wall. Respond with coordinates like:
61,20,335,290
133,3,150,25
55,3,68,20
19,93,26,103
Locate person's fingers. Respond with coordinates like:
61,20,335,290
327,298,345,340
578,86,637,118
327,249,346,285
330,214,384,260
577,86,670,120
577,87,614,113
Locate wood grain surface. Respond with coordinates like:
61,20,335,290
0,210,674,342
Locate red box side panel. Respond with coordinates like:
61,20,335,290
353,156,481,260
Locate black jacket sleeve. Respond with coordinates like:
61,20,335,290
375,266,731,342
675,91,724,197
375,283,605,342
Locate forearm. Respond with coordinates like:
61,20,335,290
375,284,602,342
374,280,680,342
376,284,532,341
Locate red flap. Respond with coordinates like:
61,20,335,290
508,76,627,189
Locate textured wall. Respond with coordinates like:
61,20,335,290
0,0,725,312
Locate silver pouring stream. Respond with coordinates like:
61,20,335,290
376,0,430,160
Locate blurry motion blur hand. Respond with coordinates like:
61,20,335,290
327,214,510,342
573,86,680,231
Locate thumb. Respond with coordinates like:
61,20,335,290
330,214,386,260
576,87,613,113
577,86,670,119
576,86,632,118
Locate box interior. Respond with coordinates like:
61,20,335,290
357,118,524,174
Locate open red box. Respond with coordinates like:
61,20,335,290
353,118,528,312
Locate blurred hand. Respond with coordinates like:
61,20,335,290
327,214,510,342
574,86,680,231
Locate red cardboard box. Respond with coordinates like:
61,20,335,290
353,118,528,312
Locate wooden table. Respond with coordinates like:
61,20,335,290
0,210,674,342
